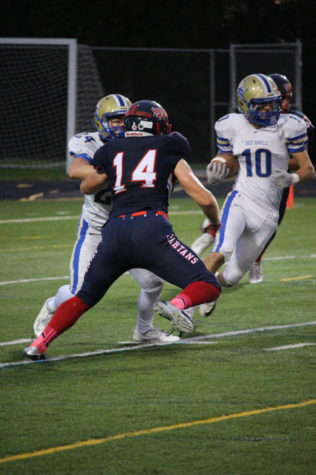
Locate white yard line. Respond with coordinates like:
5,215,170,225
0,276,69,286
264,343,316,351
0,216,79,224
0,338,32,347
0,210,203,225
1,321,315,369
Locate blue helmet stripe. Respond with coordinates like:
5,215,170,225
257,74,272,92
115,94,126,107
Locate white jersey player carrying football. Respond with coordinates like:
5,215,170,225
33,94,178,344
200,73,314,316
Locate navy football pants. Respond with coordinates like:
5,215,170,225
77,211,220,307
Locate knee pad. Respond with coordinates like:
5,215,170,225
221,268,241,287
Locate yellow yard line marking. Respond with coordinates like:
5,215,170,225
1,399,315,464
280,275,314,282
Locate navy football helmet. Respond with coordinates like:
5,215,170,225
93,94,132,140
124,100,172,136
269,73,293,113
237,73,281,126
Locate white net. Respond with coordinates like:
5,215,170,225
76,44,104,133
0,40,104,168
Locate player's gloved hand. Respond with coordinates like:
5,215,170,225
190,219,220,256
203,222,220,238
272,169,300,188
206,159,229,184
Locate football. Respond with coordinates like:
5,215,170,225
211,156,239,178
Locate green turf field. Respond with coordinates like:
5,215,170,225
0,196,315,474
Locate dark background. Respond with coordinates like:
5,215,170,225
1,0,316,165
2,0,315,111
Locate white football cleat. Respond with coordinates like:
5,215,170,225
191,233,214,256
153,301,195,334
133,328,180,343
199,300,217,317
23,344,45,361
248,262,263,284
33,298,55,337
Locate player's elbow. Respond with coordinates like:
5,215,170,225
80,181,91,194
307,163,315,178
80,181,87,194
300,162,315,181
68,167,77,180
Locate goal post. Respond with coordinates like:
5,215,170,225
0,38,104,171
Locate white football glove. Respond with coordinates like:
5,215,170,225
272,169,300,188
206,158,229,184
190,219,220,256
191,233,214,256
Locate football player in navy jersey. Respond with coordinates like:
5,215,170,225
248,73,315,284
32,94,173,346
24,100,222,360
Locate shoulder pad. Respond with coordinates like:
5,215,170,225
168,131,191,153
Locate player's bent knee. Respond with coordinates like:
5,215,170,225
142,277,164,294
217,272,234,287
204,251,225,273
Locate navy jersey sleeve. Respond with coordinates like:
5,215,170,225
91,144,109,174
168,131,191,161
289,109,315,164
290,109,315,144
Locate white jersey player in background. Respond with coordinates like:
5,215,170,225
33,94,178,343
200,73,314,316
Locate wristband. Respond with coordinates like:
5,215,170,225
291,173,300,185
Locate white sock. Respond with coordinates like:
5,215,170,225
136,288,161,334
48,284,74,312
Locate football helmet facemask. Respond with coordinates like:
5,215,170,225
237,73,281,126
93,94,132,140
124,100,172,136
269,73,293,113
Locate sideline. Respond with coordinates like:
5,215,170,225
1,321,315,369
0,399,315,464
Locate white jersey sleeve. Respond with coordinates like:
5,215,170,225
283,113,308,154
215,113,307,212
68,132,111,231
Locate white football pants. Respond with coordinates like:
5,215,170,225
212,191,279,285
